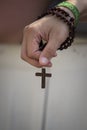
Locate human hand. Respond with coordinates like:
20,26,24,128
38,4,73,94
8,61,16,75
21,15,69,68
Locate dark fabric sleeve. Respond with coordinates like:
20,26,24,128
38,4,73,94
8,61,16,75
48,0,64,9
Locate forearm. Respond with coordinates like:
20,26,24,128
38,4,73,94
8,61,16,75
66,0,87,21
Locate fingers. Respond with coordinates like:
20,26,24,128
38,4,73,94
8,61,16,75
21,25,59,67
39,23,68,66
21,15,68,68
21,26,53,68
21,26,40,67
39,38,59,66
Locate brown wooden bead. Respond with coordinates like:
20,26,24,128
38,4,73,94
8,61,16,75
38,7,75,50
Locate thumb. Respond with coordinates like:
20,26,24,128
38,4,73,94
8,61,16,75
39,38,59,65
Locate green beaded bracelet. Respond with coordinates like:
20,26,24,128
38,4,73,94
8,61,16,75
57,1,80,26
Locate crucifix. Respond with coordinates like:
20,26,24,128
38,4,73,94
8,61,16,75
35,68,52,88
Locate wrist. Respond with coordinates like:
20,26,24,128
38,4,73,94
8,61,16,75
57,6,75,19
38,7,75,50
66,0,87,13
66,0,87,21
57,1,80,26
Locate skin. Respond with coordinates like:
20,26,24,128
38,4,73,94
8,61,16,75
21,0,87,68
1,1,87,67
21,15,70,67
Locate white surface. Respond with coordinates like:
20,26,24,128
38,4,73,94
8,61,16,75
0,38,87,130
0,44,45,130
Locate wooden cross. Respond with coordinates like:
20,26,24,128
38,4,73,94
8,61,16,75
35,68,52,88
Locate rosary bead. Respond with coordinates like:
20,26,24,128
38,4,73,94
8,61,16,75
38,7,75,50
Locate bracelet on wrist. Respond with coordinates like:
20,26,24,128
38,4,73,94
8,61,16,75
57,1,80,26
38,6,75,50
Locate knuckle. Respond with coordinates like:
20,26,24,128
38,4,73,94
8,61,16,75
23,25,29,33
23,24,36,35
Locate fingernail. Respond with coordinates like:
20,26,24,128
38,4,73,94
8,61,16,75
40,57,49,65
